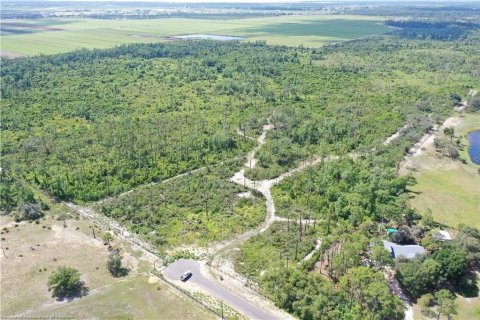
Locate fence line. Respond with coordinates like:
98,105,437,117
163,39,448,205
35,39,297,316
152,269,224,318
73,204,224,318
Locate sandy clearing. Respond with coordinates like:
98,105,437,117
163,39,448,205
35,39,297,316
383,124,409,146
303,238,323,261
400,111,466,175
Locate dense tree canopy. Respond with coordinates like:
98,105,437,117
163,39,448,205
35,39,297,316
260,266,404,320
2,33,478,205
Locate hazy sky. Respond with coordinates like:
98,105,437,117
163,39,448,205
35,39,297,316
11,0,474,2
52,0,460,2
42,0,395,2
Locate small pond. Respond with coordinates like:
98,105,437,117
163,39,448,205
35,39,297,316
467,130,480,165
174,34,243,41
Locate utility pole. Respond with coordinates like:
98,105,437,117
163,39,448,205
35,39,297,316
221,301,224,320
92,225,96,239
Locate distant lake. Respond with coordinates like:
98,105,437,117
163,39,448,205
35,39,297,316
467,130,480,165
174,34,243,41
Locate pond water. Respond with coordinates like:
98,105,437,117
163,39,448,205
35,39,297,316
174,34,243,41
467,130,480,165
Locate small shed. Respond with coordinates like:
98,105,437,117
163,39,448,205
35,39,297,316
387,228,398,235
434,230,452,241
382,240,426,260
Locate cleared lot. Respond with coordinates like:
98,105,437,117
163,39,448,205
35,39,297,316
0,214,212,319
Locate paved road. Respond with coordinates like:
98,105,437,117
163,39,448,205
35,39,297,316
163,259,276,319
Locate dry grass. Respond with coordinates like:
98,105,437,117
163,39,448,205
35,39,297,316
1,215,114,316
30,276,214,320
0,212,212,319
407,113,480,228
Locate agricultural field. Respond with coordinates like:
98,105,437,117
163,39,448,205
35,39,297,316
0,15,391,56
409,113,480,228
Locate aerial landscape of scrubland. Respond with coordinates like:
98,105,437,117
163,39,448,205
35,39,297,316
1,1,479,320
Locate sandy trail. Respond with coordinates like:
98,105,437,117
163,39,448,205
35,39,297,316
410,116,460,157
303,238,323,261
207,119,415,317
96,166,208,205
403,91,475,166
220,117,408,254
383,124,409,146
214,124,327,254
236,128,255,141
400,112,465,174
404,305,414,320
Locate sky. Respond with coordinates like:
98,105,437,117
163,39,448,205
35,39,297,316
47,0,476,2
11,0,474,3
10,0,475,4
44,0,332,2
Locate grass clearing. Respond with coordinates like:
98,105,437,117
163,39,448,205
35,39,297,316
408,113,480,228
410,168,479,228
0,15,390,56
31,276,213,320
0,215,114,316
0,212,212,319
413,278,480,320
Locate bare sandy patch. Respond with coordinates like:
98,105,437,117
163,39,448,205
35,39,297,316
148,275,159,284
0,50,25,58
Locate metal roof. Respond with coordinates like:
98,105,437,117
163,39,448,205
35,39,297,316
382,240,426,260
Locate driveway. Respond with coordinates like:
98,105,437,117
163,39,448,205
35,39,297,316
163,259,277,319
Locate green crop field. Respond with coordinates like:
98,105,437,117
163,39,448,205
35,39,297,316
0,15,390,56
